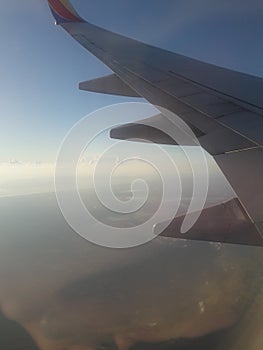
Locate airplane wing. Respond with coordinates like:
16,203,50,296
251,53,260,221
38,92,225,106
47,0,263,246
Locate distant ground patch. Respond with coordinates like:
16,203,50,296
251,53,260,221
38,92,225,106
0,312,39,350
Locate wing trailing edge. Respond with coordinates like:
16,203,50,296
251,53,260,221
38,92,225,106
157,198,263,247
79,74,140,97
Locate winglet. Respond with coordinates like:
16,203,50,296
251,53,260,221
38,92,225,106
47,0,84,25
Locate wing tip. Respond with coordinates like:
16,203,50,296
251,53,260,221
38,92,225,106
47,0,84,25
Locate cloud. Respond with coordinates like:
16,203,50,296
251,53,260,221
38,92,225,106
0,148,234,202
0,162,55,197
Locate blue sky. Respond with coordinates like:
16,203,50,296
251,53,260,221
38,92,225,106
1,0,263,162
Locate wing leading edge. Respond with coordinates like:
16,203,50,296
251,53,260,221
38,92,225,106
46,0,263,246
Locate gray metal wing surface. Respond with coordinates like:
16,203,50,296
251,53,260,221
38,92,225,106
47,0,263,246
